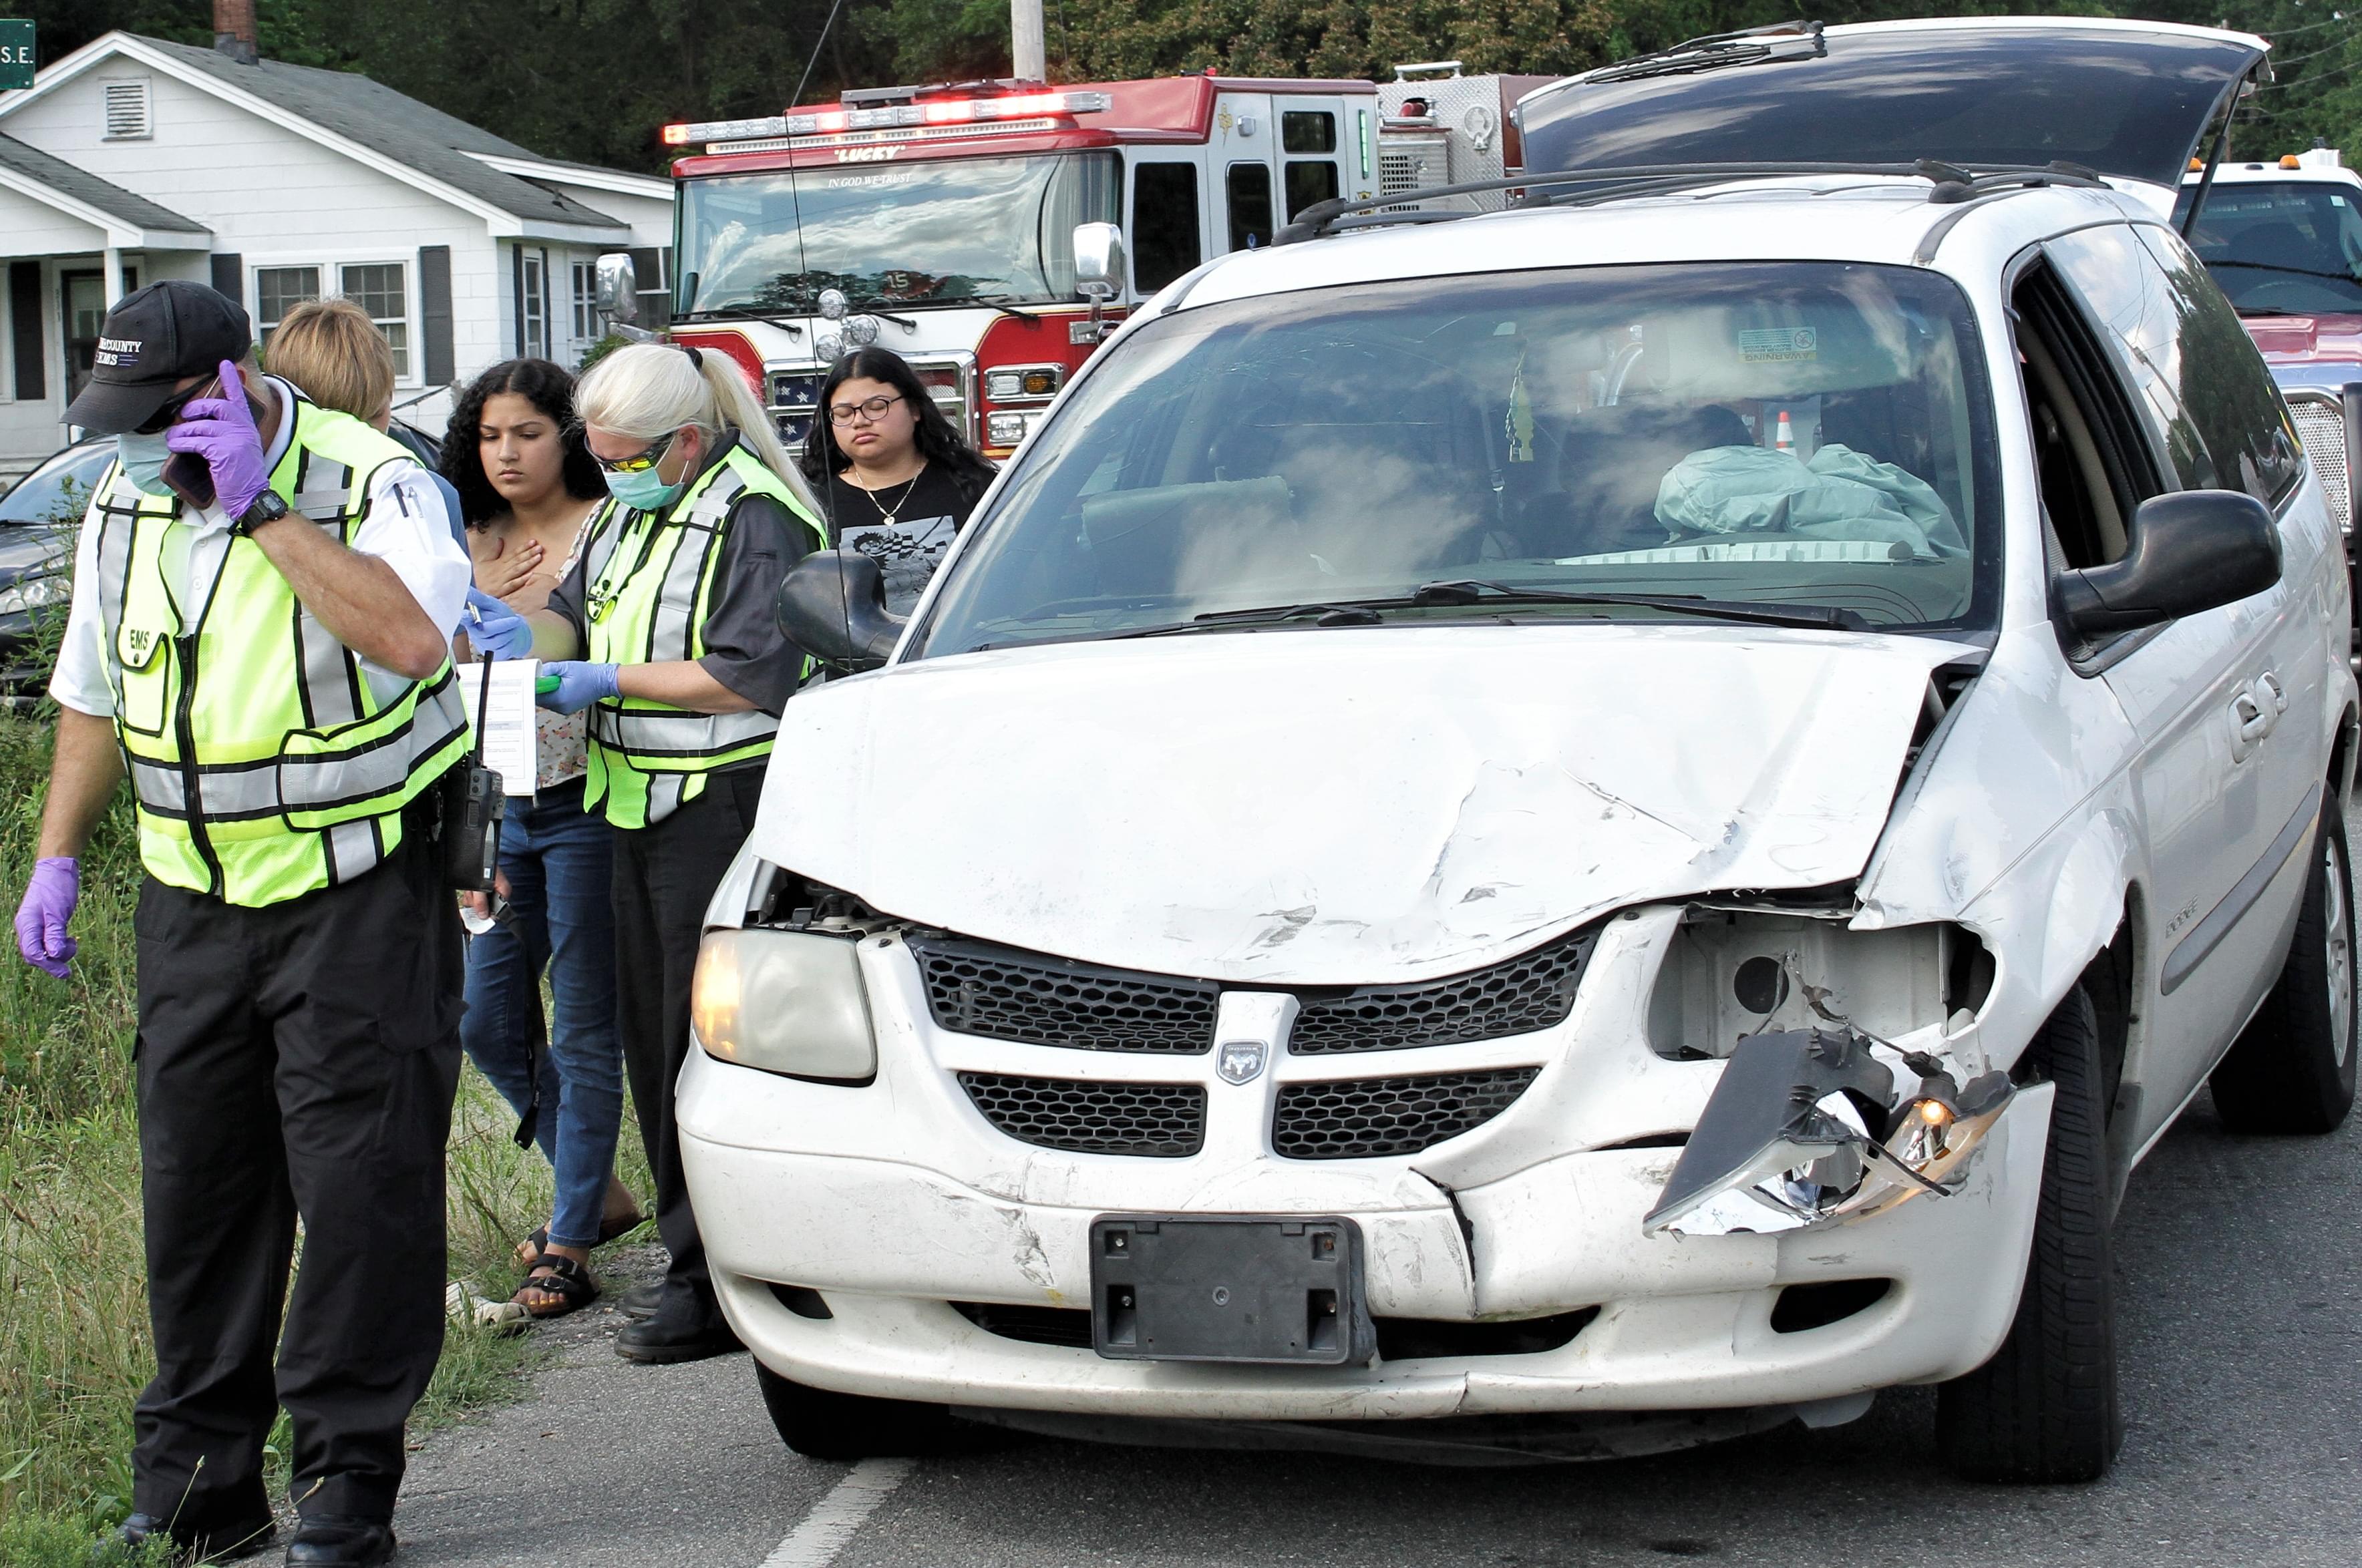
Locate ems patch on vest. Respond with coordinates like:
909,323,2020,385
96,335,142,369
121,627,164,668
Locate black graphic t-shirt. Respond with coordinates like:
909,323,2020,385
821,463,979,615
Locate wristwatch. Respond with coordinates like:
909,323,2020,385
230,490,291,537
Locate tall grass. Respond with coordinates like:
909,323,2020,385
0,710,644,1545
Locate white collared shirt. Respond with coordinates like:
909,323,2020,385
48,376,470,719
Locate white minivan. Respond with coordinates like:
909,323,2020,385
681,18,2357,1481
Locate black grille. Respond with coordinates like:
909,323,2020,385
1273,1068,1542,1159
910,934,1217,1054
1289,929,1595,1054
953,1302,1095,1348
957,1072,1205,1157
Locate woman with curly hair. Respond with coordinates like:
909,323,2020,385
441,357,639,1320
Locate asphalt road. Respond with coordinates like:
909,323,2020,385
395,1090,2361,1568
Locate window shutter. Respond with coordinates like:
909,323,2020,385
8,262,41,401
209,252,242,305
419,245,454,386
102,80,152,140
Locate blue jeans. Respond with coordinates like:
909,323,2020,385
460,777,623,1251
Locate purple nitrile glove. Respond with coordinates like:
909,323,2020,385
13,857,79,979
464,587,536,660
164,360,272,520
537,661,619,715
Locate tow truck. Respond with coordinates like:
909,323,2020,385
615,68,1530,460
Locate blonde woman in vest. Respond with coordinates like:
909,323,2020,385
466,341,824,1362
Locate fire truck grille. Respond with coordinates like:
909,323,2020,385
2289,391,2351,535
957,1072,1206,1158
1272,1067,1544,1160
909,934,1218,1054
1288,929,1596,1054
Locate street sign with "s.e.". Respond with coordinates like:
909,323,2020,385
0,21,33,90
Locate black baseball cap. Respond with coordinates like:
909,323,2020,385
65,280,252,436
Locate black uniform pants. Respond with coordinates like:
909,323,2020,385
130,820,463,1527
612,765,765,1326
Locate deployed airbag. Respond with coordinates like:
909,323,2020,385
1655,443,1965,557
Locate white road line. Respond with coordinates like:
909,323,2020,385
760,1457,918,1568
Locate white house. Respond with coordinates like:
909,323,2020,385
0,11,674,471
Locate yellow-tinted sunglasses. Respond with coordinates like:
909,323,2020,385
590,429,679,475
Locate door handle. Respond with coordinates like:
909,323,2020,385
2258,670,2289,718
2232,690,2270,761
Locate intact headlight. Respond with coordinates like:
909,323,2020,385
0,574,67,618
691,928,876,1082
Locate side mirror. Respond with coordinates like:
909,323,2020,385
776,548,906,673
2054,489,2282,640
1073,222,1125,301
595,252,639,325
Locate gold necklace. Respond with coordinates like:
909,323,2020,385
848,460,925,526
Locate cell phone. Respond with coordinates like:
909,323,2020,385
160,377,264,512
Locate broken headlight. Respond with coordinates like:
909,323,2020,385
1642,1027,2014,1237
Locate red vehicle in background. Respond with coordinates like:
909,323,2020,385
651,77,1377,461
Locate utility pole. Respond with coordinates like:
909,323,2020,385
1012,0,1045,83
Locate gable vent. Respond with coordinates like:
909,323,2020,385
102,80,152,141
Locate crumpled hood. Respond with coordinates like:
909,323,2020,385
752,626,1978,984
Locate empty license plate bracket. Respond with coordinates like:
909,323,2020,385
1089,1214,1373,1364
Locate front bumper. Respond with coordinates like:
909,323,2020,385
679,911,2053,1420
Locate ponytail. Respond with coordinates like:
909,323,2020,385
576,342,824,518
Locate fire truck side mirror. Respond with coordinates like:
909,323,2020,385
595,252,640,325
1073,222,1125,301
777,548,906,673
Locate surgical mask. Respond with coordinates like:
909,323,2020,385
115,431,175,497
603,467,685,512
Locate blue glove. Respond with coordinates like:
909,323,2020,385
164,361,272,519
464,586,535,660
13,857,78,978
537,660,619,714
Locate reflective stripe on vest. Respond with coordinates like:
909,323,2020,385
580,443,824,829
88,398,472,907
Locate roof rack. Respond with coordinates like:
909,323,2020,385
1271,160,2110,245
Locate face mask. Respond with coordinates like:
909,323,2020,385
604,467,685,512
115,431,175,497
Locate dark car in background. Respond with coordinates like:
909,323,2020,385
0,440,109,707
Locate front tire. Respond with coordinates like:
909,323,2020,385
2209,793,2358,1135
755,1361,978,1460
1937,985,2122,1483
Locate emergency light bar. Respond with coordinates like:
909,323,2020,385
664,91,1113,147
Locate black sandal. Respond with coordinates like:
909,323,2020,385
514,1207,645,1266
512,1253,601,1320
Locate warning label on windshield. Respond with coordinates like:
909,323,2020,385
1739,327,1818,362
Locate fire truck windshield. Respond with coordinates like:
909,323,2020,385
676,152,1121,315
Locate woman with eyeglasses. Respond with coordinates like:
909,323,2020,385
462,341,826,1364
799,347,997,614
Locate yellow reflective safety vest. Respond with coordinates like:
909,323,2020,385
580,441,826,830
87,399,472,908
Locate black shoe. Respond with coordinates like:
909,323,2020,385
619,1282,662,1320
283,1515,395,1567
104,1510,277,1564
615,1307,741,1364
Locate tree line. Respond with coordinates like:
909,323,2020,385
19,0,2362,174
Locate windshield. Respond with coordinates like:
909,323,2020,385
0,443,110,529
677,153,1120,315
913,262,1999,658
2174,180,2362,313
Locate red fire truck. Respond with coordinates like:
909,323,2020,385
643,73,1514,459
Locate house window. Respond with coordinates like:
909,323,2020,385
102,79,152,140
255,265,321,345
572,261,594,341
521,251,548,359
339,262,409,376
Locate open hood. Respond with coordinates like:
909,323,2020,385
1517,19,2266,194
749,626,1979,984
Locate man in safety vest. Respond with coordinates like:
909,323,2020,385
10,281,472,1567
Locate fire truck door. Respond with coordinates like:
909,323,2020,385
1277,97,1359,218
1127,158,1209,300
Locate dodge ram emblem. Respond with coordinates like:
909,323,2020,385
1217,1040,1267,1085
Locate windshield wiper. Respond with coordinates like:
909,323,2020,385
2208,260,2362,283
1581,20,1826,85
1410,580,1874,631
676,305,804,337
973,296,1041,323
